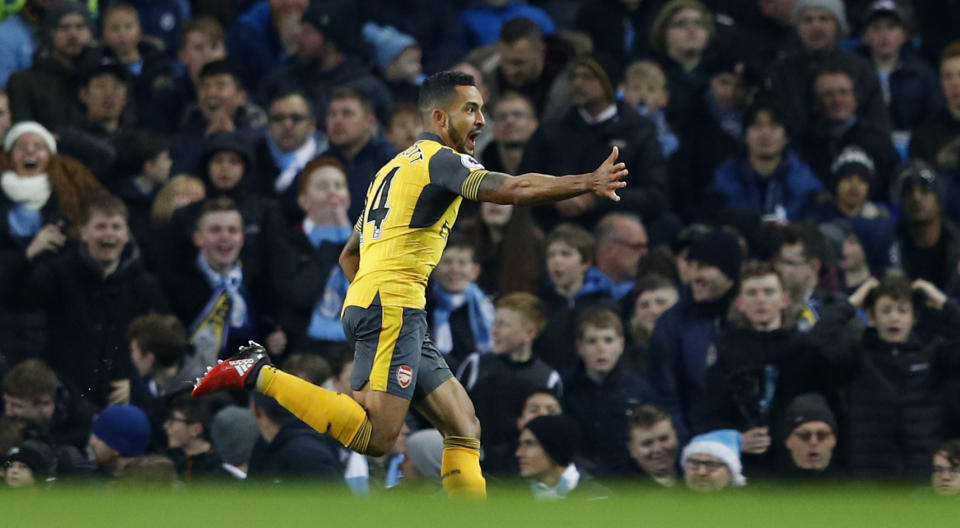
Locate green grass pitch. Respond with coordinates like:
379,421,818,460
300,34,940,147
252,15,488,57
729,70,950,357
1,482,954,528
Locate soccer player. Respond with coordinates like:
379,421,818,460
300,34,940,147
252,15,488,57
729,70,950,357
191,71,628,499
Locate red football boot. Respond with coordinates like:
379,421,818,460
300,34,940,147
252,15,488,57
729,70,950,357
191,341,271,396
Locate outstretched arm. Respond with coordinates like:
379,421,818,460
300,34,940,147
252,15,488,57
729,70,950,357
474,147,628,205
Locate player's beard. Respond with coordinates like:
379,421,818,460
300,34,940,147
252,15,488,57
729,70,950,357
448,124,471,154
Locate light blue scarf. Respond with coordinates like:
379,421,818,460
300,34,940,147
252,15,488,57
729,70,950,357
430,282,494,356
306,223,352,341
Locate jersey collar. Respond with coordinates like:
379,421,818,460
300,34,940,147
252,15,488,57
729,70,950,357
417,132,446,146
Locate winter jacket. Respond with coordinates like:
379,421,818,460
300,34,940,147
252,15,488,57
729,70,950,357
103,0,190,58
855,45,944,134
6,46,102,131
647,288,736,441
247,420,344,481
318,137,396,223
0,243,168,406
709,152,822,221
894,220,960,290
169,103,267,177
909,108,960,172
563,362,652,476
225,1,286,93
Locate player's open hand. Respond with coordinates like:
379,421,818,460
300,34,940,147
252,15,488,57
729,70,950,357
590,146,628,201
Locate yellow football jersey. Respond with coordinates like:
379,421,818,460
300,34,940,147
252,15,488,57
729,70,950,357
343,133,488,310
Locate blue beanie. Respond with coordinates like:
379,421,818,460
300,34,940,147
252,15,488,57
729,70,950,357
91,405,151,457
362,22,417,70
681,429,746,486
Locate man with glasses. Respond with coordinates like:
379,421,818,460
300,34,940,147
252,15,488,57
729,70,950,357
253,88,328,226
932,439,960,496
681,429,746,492
773,223,851,331
479,91,538,175
778,393,840,478
594,213,648,301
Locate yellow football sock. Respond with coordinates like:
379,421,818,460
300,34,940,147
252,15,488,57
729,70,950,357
256,366,372,453
441,436,486,499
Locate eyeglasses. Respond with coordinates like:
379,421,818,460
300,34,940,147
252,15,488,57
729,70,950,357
669,17,707,30
269,113,311,125
792,430,833,442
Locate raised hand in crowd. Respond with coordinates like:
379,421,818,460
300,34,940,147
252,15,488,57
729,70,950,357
25,223,66,260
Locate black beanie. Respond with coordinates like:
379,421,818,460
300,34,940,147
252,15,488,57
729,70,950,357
5,441,54,479
524,414,580,467
685,229,742,281
780,393,838,439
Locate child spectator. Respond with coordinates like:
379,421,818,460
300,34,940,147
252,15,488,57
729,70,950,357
517,414,609,501
932,439,960,496
276,157,352,354
110,130,172,240
859,2,943,157
564,307,651,476
4,440,54,487
163,394,225,482
624,275,679,376
89,404,152,478
363,22,424,104
127,313,204,401
621,60,678,157
840,275,960,478
681,429,746,492
626,403,680,487
384,103,424,152
539,223,617,376
428,234,494,366
813,146,892,220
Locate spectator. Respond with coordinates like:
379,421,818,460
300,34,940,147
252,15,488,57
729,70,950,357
539,224,617,376
594,213,649,301
57,61,136,180
894,162,960,289
796,65,900,200
0,88,9,138
105,0,191,58
210,405,259,479
459,1,555,49
858,2,943,157
766,0,889,134
318,87,396,222
649,229,740,440
251,88,326,227
468,202,544,297
649,0,714,131
479,388,563,476
144,17,226,134
813,146,892,221
363,22,423,105
162,197,281,364
169,60,267,176
819,220,888,295
479,91,538,175
681,429,747,492
517,414,609,500
520,55,668,230
932,439,960,496
225,0,307,92
481,17,570,122
620,61,678,158
709,99,822,222
3,195,167,407
126,313,204,401
110,130,172,243
247,393,343,482
275,157,352,354
262,1,392,127
563,307,652,476
623,275,679,376
0,0,59,87
457,293,561,459
2,359,93,451
88,404,152,478
400,428,444,486
4,439,55,487
163,394,225,482
776,393,840,478
834,275,960,478
909,42,960,177
773,223,849,328
6,1,99,130
428,235,494,365
384,103,423,152
626,403,680,487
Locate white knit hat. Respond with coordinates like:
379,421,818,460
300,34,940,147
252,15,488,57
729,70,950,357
4,121,57,154
681,429,747,487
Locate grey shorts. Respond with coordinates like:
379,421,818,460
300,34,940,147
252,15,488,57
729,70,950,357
341,299,452,401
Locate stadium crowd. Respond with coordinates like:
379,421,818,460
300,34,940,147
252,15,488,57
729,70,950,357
2,0,960,498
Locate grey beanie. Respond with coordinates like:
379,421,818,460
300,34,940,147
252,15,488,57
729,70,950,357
210,406,259,467
405,429,444,482
793,0,849,36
